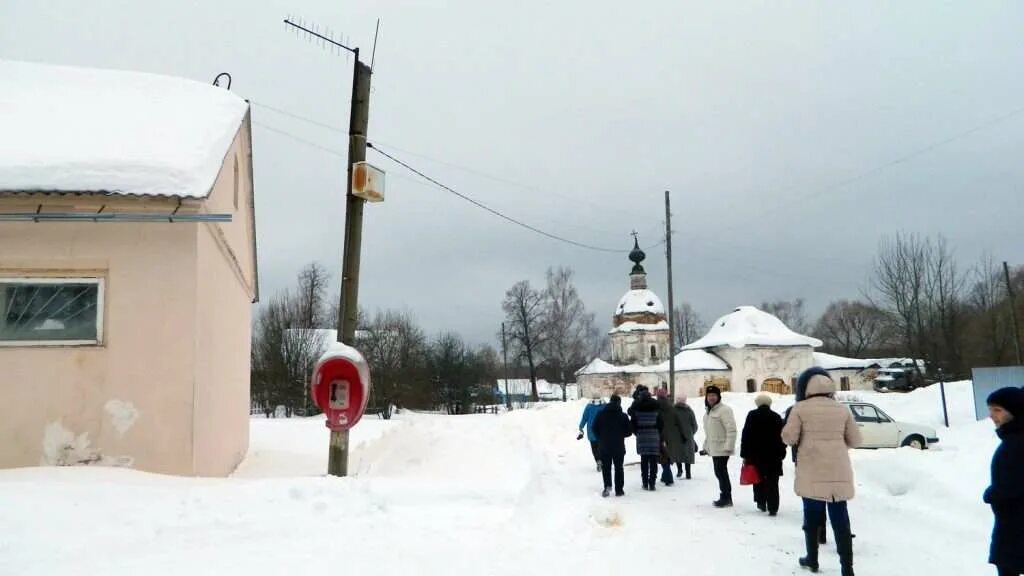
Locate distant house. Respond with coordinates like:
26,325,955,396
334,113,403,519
0,60,257,476
495,379,579,403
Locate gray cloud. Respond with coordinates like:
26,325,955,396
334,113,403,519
4,0,1022,345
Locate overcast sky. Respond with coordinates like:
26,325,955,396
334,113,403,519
3,1,1022,346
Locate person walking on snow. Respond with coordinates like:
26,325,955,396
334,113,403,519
701,385,737,507
656,387,686,486
674,393,699,479
628,385,664,491
740,394,787,516
578,394,605,472
984,386,1024,576
782,368,862,576
593,394,633,498
786,367,833,546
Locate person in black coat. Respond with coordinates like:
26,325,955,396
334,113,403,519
628,385,664,491
984,387,1024,576
740,394,787,516
593,394,633,498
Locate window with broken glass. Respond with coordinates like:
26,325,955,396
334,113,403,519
0,279,103,344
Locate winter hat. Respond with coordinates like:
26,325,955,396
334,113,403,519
796,367,832,401
987,387,1024,418
609,394,622,405
755,394,772,407
676,393,688,404
806,374,837,397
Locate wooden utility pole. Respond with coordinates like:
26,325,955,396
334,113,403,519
327,54,373,478
283,17,378,478
1005,261,1023,365
502,322,512,411
665,191,676,399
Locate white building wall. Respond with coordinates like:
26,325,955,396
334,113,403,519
712,346,815,394
610,329,671,365
578,370,728,401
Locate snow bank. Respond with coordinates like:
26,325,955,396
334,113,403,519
684,305,823,350
0,382,1000,576
0,59,248,198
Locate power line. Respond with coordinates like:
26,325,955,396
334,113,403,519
252,100,348,132
713,104,1024,236
253,121,347,157
368,142,663,254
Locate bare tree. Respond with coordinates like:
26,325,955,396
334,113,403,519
964,255,1012,366
869,233,930,372
673,302,707,348
542,267,598,401
502,280,547,402
814,300,889,357
359,309,429,415
297,263,331,329
760,298,810,334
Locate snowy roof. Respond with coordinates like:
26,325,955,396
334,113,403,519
615,289,665,316
496,379,557,396
575,349,729,376
683,306,823,350
0,59,249,199
813,352,871,371
608,320,670,335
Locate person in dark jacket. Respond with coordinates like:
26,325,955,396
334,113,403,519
592,394,633,497
674,394,699,479
741,394,787,516
656,387,686,486
984,386,1024,576
628,385,664,491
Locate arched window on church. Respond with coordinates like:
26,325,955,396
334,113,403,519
650,345,657,359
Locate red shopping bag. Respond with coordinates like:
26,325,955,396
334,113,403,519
740,462,762,486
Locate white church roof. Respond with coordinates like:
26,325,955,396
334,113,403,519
576,349,729,376
683,306,823,350
615,289,665,316
0,59,248,199
608,320,670,334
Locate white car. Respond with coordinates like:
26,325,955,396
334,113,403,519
842,402,939,450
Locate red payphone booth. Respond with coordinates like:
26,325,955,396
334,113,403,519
311,342,371,431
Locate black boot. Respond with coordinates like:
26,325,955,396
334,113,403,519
676,463,683,478
713,495,733,508
799,528,819,572
685,464,692,479
818,524,827,545
836,526,854,576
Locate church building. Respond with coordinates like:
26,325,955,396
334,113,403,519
576,241,880,398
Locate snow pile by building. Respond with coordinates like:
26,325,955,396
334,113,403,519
0,59,248,198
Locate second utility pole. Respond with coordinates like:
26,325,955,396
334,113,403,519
665,191,676,399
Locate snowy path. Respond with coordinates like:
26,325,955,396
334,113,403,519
0,384,1000,575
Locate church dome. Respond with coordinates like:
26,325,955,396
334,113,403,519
615,289,665,316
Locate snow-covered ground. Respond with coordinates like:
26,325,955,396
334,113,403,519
0,381,1000,575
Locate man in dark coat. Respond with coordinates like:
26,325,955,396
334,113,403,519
656,388,686,486
628,385,664,491
674,394,699,479
593,394,633,497
984,386,1024,576
741,394,787,516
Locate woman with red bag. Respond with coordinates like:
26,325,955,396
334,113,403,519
740,394,787,516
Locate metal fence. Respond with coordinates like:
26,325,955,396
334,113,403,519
970,366,1024,420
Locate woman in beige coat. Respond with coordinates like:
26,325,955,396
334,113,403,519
782,368,862,576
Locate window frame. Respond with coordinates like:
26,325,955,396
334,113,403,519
0,277,105,347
